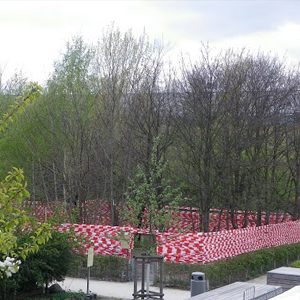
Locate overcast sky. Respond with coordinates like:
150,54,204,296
0,1,299,84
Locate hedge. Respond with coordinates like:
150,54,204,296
67,242,300,290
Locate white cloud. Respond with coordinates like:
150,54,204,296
211,22,300,63
0,1,299,84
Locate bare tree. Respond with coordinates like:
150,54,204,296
285,89,300,220
91,25,151,225
176,46,300,231
176,45,230,232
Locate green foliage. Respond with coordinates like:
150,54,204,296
0,168,51,278
0,231,77,299
290,260,300,268
19,291,85,300
123,137,184,232
68,253,129,281
16,231,75,293
0,82,42,132
0,82,51,286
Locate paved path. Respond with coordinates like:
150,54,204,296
60,277,191,300
246,274,267,285
59,275,267,300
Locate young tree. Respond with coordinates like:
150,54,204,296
122,138,183,232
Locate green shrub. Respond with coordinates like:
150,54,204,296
0,276,18,300
68,253,129,281
0,230,77,300
21,291,85,300
17,230,74,293
290,261,300,268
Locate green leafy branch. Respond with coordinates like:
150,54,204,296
0,82,42,132
0,168,52,278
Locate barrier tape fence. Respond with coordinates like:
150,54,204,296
56,221,300,264
21,200,299,264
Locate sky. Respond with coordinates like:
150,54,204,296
0,0,299,85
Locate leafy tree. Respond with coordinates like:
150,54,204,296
40,36,97,220
123,138,183,232
92,24,153,225
0,83,51,279
4,37,98,221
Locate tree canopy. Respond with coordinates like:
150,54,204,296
1,27,300,232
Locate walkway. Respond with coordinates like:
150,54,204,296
59,275,267,300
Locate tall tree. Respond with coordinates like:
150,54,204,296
177,45,228,232
91,24,175,225
6,36,98,221
285,91,300,220
176,46,300,231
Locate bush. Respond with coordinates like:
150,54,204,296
68,253,129,281
290,260,300,268
0,230,76,299
17,231,74,293
20,291,85,300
